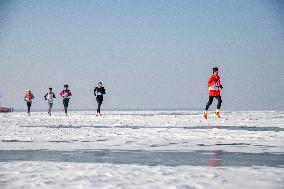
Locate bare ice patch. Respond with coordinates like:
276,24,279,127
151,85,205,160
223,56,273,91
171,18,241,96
0,150,283,167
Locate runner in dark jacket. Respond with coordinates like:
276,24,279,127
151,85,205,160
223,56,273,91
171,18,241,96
94,82,106,116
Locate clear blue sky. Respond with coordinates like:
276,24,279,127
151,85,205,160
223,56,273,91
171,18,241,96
0,0,283,110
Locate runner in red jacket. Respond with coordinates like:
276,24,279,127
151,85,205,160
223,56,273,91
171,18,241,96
204,67,223,119
60,84,72,116
24,89,34,116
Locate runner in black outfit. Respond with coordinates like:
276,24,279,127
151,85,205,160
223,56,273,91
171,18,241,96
94,82,106,116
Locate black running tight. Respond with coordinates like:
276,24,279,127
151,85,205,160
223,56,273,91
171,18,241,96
27,102,32,113
205,96,222,111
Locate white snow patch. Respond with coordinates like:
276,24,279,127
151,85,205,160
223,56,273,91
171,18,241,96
0,161,283,189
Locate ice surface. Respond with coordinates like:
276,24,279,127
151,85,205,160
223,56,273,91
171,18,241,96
0,111,283,188
1,111,283,153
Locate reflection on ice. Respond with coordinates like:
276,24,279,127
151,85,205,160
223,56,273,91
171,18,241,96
208,151,222,167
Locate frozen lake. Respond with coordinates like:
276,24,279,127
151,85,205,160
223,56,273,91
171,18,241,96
0,111,284,188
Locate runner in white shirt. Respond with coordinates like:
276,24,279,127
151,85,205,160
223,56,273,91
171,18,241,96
44,88,56,116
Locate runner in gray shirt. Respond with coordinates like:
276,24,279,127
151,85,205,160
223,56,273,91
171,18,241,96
44,88,56,116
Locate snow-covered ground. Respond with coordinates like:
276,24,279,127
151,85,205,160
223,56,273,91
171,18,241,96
0,111,283,188
1,162,283,189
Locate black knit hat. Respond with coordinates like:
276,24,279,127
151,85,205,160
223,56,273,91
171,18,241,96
213,67,218,73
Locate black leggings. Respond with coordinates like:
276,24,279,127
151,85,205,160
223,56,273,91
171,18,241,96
205,96,222,111
63,98,69,114
27,102,32,113
96,96,103,113
97,102,102,113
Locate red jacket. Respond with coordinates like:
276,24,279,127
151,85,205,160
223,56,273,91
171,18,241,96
60,89,72,99
208,74,222,96
25,93,34,102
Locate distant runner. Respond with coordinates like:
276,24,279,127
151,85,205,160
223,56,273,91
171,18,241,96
94,82,106,117
203,67,223,119
24,89,34,116
60,85,72,116
44,88,56,116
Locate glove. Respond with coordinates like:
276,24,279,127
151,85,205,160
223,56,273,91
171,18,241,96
220,85,223,89
214,79,219,82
